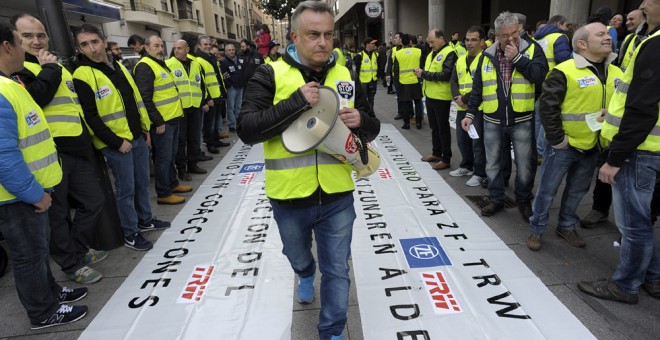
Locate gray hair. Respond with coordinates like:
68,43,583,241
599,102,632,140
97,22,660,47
291,0,334,33
494,11,519,32
198,35,211,45
513,13,527,25
572,25,589,51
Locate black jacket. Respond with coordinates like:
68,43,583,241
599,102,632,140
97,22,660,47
134,54,183,126
221,55,246,89
73,54,145,150
607,27,660,167
13,53,93,156
420,45,457,84
238,48,265,87
237,48,380,147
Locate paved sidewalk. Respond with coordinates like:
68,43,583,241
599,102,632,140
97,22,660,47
0,88,659,339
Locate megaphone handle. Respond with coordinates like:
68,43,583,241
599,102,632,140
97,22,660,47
356,132,369,165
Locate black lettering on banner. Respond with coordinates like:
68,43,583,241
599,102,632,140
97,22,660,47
164,248,188,258
187,216,208,224
205,193,221,200
380,267,406,280
463,258,490,268
487,291,531,319
201,199,219,207
362,203,380,210
225,285,255,296
247,223,269,232
397,330,431,340
367,222,387,229
358,189,375,195
364,213,383,220
474,274,502,287
436,222,459,229
141,278,171,289
427,208,445,215
445,234,468,240
390,304,420,320
374,244,396,254
128,296,159,308
253,206,272,213
237,252,262,263
385,286,411,296
180,226,202,234
244,234,267,243
231,268,259,277
193,208,213,215
370,233,392,241
416,193,434,199
422,200,439,207
152,261,181,273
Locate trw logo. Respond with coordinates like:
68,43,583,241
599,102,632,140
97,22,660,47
420,271,462,314
378,168,392,179
177,265,215,304
240,173,255,185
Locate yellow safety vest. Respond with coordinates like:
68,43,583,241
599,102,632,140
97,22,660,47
450,41,467,57
359,51,378,83
456,51,484,110
23,61,84,138
485,40,493,47
395,47,422,85
0,76,62,202
333,47,347,67
619,33,640,72
422,45,455,100
553,58,623,150
196,56,221,99
166,56,204,109
265,55,280,64
73,63,151,149
535,32,567,71
264,60,355,199
135,57,183,122
602,30,660,152
480,44,536,113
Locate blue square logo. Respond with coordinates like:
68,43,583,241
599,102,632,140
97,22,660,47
240,163,264,173
399,237,452,268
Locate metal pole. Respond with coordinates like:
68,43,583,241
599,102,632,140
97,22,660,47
34,0,76,62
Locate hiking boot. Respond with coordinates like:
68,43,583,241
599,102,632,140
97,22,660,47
124,232,153,251
466,175,486,187
139,218,171,232
527,233,542,251
577,280,638,304
642,281,660,299
580,209,608,228
481,201,504,216
30,304,87,330
188,165,207,174
216,140,231,147
480,177,489,188
83,249,108,265
556,228,586,248
297,273,315,304
178,170,192,181
401,123,410,129
157,194,186,205
172,185,193,193
58,286,88,304
421,155,441,162
518,201,533,222
449,168,473,177
66,266,102,284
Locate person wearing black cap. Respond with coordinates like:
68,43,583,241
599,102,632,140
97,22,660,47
354,37,380,113
265,41,281,64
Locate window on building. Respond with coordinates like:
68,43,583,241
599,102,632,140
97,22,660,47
176,0,192,20
236,24,239,37
196,9,201,23
161,0,168,11
170,0,175,12
221,17,226,33
214,14,220,32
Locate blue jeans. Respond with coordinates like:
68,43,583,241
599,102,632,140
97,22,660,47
611,150,660,293
102,137,153,237
0,202,61,323
270,194,356,340
530,147,598,233
456,110,486,177
151,122,180,197
483,120,535,202
227,87,243,129
534,100,547,158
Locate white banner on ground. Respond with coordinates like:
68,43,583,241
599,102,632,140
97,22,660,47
79,143,294,340
351,124,595,339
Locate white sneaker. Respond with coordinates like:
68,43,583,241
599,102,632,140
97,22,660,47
449,168,473,177
466,175,485,187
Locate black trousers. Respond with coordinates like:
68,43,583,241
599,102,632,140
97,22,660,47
177,107,203,170
426,98,452,163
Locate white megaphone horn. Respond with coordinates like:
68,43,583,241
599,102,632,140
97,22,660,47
281,85,380,178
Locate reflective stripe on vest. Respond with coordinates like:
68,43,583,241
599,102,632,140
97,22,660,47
480,44,536,114
23,61,84,138
197,56,221,98
602,30,660,152
423,45,455,100
619,33,639,72
395,47,422,85
554,59,623,150
535,32,566,70
73,62,151,149
0,76,62,202
136,57,183,121
456,51,483,110
359,51,378,83
265,60,355,200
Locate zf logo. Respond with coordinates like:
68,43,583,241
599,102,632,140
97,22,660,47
399,237,452,268
420,271,462,314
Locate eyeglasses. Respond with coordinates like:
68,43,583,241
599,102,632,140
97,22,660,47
496,29,519,39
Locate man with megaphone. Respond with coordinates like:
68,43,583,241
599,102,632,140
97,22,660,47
237,2,380,339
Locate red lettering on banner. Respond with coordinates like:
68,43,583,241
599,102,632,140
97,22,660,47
240,173,255,185
420,271,462,314
178,265,215,303
378,168,392,179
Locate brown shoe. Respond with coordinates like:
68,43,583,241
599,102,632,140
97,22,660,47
555,228,586,248
432,161,450,170
527,233,542,251
218,131,230,139
172,185,193,193
421,155,442,162
157,195,185,205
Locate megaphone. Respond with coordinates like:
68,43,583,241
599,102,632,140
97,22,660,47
281,85,380,178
